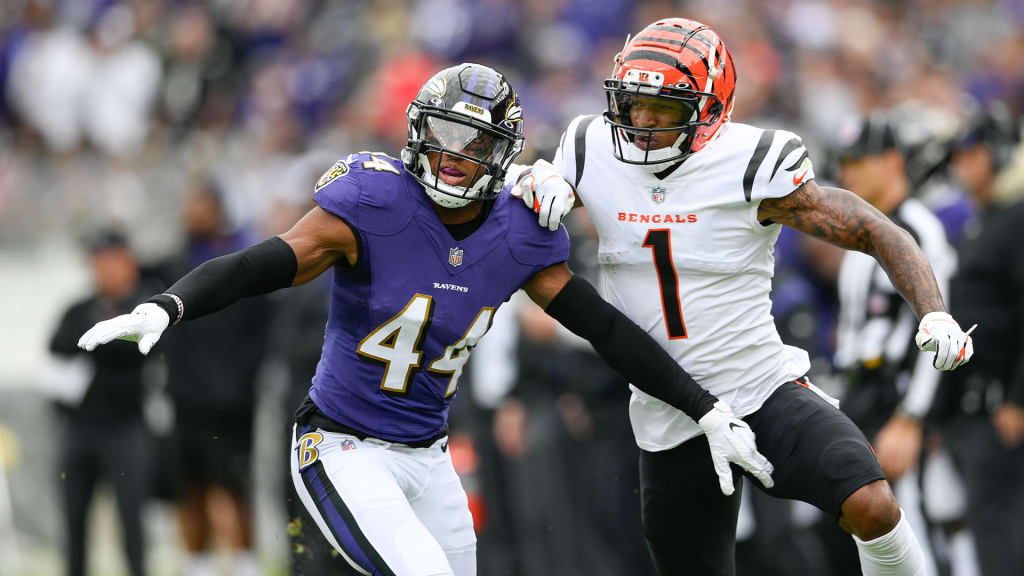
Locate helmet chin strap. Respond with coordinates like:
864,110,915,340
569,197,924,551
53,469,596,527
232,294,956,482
618,129,690,173
425,187,473,208
414,152,492,208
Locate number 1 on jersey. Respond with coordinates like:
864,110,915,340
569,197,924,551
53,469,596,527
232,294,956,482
643,229,688,339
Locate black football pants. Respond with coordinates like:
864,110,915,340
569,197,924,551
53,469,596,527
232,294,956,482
641,381,885,576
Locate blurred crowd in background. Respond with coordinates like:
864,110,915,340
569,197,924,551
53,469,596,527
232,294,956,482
0,0,1022,575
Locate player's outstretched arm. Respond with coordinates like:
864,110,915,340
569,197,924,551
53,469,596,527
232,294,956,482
759,180,974,370
78,206,357,355
522,263,774,495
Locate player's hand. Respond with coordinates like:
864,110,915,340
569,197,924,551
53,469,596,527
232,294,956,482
914,312,975,371
77,303,169,356
698,400,774,496
510,159,575,231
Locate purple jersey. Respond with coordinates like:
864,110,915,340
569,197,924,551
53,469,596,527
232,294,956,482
309,152,569,442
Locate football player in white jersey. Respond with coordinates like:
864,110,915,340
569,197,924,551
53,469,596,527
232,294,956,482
509,17,975,576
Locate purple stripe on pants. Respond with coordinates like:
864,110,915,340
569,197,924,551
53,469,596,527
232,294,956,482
303,462,378,574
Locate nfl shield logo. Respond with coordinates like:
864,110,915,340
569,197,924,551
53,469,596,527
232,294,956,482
448,247,464,267
341,439,356,451
650,186,666,205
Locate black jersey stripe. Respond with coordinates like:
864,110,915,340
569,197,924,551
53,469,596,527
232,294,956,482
744,129,776,202
573,115,598,188
771,137,804,180
784,149,810,172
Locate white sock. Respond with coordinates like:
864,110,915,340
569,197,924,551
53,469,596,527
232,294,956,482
853,509,927,575
183,552,216,576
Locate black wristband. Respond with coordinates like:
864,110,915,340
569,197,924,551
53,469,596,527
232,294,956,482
545,275,717,421
148,294,183,325
157,236,298,323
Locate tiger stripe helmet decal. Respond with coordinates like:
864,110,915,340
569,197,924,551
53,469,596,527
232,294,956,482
604,18,737,166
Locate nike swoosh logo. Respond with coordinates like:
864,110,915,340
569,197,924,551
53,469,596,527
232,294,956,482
793,170,810,186
728,422,745,432
441,440,449,452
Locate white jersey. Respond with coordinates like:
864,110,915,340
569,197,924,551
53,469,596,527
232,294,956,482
553,115,814,451
834,198,956,418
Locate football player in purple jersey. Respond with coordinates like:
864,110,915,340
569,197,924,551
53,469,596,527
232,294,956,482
78,63,771,576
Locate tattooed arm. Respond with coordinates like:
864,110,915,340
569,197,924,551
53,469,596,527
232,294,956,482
758,180,945,318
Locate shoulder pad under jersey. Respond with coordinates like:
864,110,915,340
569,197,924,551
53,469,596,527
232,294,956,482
504,186,571,267
312,152,415,235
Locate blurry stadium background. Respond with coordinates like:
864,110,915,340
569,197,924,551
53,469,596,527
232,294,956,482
0,0,1022,575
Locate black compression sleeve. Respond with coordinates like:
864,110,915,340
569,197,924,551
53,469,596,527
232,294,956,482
545,275,717,421
148,236,298,323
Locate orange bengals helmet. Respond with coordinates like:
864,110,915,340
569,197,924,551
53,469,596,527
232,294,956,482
604,18,737,167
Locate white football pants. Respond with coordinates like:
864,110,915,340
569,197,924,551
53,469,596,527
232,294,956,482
290,425,476,576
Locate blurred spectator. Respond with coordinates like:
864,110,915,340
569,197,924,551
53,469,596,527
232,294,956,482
830,111,971,575
80,3,162,160
155,182,271,576
260,196,347,576
5,2,161,158
270,275,347,576
5,1,92,153
46,230,159,576
936,100,1024,576
481,211,655,576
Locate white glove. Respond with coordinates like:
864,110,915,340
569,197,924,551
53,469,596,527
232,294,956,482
914,311,975,371
77,303,170,356
698,400,775,496
510,159,575,231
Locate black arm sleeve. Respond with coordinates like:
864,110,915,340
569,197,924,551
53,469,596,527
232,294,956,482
149,236,298,323
544,275,717,421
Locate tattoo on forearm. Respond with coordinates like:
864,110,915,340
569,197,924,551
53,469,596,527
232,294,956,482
770,184,945,318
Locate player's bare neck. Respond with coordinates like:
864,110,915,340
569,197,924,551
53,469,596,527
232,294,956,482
434,201,483,225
